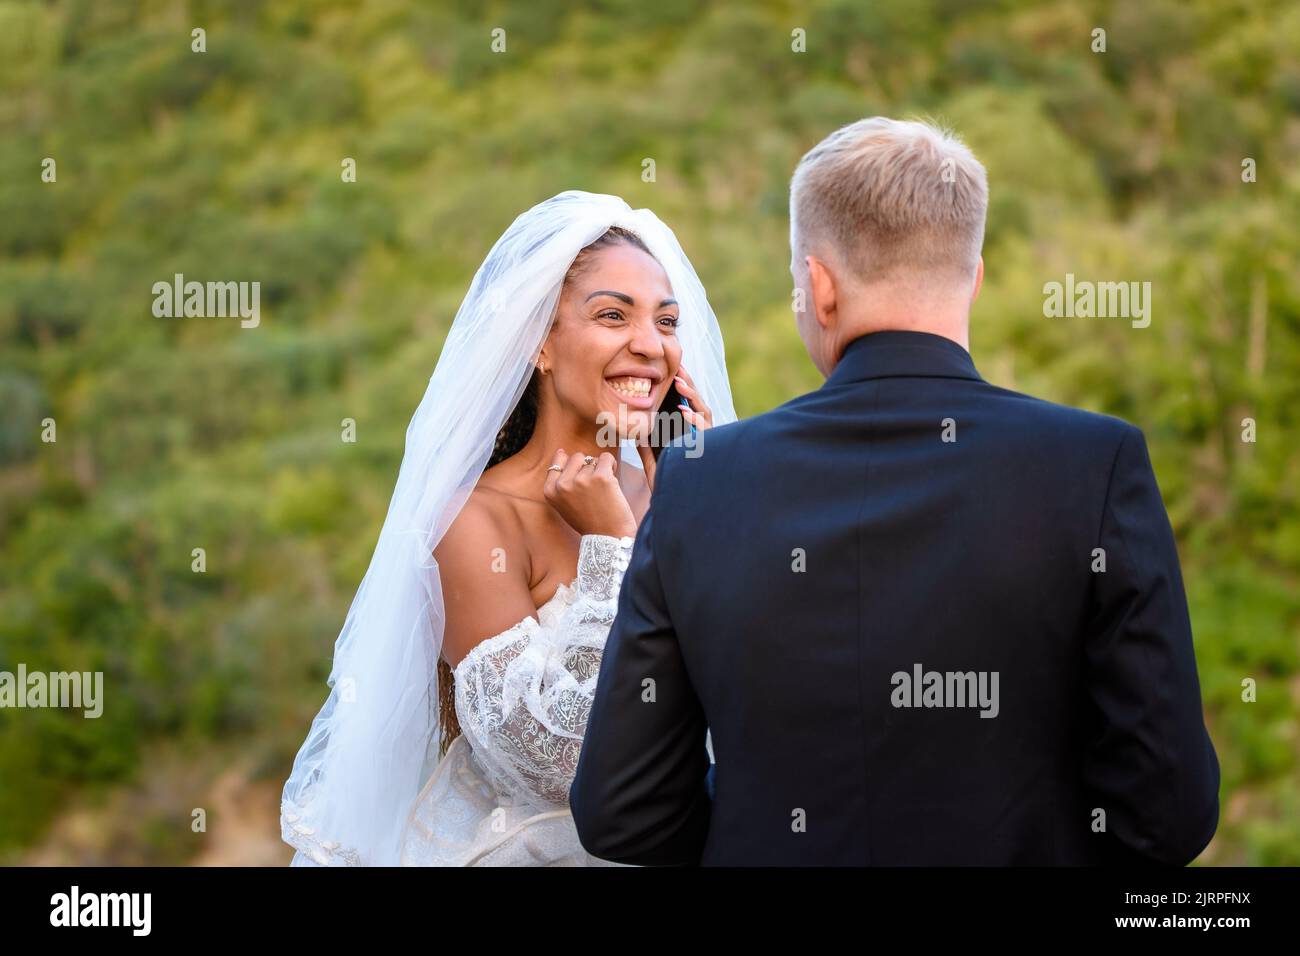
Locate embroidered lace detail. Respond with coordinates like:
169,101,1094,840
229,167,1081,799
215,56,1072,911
452,534,633,808
292,533,635,866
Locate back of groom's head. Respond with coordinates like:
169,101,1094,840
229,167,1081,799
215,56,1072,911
791,117,987,286
789,117,988,372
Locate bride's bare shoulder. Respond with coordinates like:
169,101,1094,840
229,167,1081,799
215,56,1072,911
436,483,536,666
438,482,526,559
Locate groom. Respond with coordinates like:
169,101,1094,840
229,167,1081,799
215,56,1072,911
569,117,1220,865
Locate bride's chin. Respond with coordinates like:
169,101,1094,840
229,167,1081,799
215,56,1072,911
617,410,657,443
595,404,654,432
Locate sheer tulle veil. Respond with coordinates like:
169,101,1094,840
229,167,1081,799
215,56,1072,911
280,190,737,865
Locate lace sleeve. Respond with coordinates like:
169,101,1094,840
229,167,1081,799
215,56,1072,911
454,533,635,808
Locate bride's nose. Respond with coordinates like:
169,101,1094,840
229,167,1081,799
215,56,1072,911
626,319,665,360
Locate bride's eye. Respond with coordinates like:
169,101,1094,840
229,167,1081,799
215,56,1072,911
658,315,680,328
598,310,624,322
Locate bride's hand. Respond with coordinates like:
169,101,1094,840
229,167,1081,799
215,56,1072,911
543,449,637,539
672,365,714,431
637,365,714,491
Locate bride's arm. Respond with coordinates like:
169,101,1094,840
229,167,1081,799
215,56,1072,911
436,491,539,668
453,532,634,807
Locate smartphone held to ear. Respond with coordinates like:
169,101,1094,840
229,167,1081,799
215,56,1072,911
645,381,697,461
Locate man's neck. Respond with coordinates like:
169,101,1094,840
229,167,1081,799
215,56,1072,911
830,318,970,370
834,278,972,358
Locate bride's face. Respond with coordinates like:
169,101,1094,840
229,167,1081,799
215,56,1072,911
541,242,683,442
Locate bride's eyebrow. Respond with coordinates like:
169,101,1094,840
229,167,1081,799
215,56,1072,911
585,290,678,309
586,290,634,305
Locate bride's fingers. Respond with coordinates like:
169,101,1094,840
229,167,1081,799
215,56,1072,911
673,370,712,425
560,449,588,486
593,452,618,480
674,383,712,428
680,406,710,431
686,405,717,431
543,449,568,497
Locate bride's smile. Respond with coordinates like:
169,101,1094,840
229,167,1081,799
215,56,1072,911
538,240,683,444
605,370,661,409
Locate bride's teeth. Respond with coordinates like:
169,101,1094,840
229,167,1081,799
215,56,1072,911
610,377,651,397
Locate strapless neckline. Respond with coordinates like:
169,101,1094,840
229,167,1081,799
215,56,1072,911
451,578,578,681
536,579,577,617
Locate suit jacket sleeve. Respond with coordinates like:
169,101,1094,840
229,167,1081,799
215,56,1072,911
1083,424,1220,865
568,445,712,866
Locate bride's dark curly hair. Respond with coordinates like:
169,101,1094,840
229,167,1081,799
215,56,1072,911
436,225,656,757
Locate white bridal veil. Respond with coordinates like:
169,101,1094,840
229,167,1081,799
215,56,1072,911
280,190,737,866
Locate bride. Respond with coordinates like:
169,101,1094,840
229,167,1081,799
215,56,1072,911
280,191,736,866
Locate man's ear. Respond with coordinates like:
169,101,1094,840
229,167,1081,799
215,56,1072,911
806,254,837,330
971,256,984,304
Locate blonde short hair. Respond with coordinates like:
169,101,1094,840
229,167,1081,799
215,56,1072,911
790,117,987,284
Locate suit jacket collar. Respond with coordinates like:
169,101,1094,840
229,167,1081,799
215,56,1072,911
822,330,983,388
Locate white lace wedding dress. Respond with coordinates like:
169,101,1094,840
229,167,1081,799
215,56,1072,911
395,532,636,866
285,528,714,866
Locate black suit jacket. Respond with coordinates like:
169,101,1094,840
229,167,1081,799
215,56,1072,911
569,330,1219,865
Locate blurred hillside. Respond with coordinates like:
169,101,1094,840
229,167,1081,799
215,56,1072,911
0,0,1297,864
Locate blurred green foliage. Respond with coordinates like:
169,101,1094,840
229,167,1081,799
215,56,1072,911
0,0,1296,864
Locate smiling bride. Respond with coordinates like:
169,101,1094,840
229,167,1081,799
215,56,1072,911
280,191,735,866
